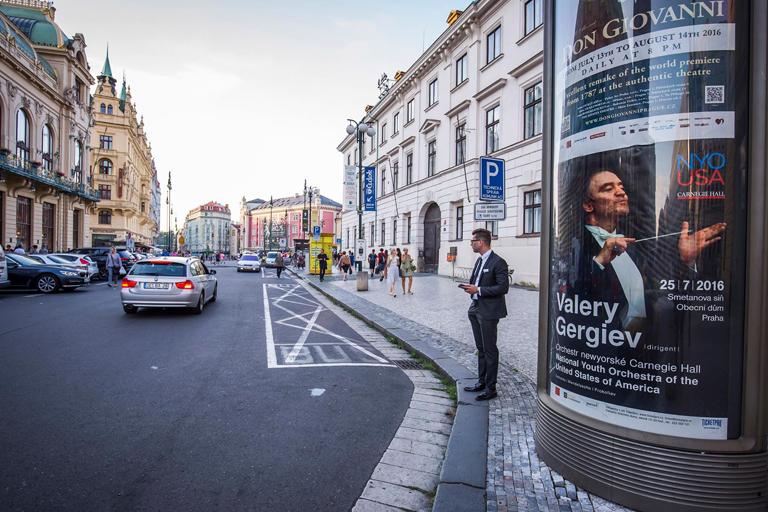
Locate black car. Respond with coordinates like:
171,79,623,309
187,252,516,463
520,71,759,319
71,247,136,279
5,253,86,293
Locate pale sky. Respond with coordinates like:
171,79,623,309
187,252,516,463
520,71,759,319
55,0,464,231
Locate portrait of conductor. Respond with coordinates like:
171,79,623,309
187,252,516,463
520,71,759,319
577,169,726,328
460,228,510,401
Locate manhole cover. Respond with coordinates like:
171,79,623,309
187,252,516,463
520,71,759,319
392,359,424,370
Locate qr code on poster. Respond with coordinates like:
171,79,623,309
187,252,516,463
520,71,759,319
705,85,725,104
561,114,571,133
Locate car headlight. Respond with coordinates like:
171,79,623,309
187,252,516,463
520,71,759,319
61,271,79,276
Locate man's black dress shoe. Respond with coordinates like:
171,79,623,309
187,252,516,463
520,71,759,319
463,383,485,392
475,389,498,401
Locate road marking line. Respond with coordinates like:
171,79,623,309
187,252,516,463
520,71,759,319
310,388,326,396
285,305,323,363
271,362,394,368
263,283,278,368
24,294,38,298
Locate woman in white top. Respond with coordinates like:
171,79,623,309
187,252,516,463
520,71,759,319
386,248,400,297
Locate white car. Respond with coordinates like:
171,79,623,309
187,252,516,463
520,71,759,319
264,251,279,268
50,253,99,280
237,254,261,272
120,256,218,314
0,245,9,288
27,254,90,282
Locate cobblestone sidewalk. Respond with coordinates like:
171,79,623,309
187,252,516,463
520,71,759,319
294,269,631,512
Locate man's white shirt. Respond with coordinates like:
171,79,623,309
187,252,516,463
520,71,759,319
471,250,493,300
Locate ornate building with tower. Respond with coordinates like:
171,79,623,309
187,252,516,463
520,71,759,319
88,49,159,248
0,0,99,252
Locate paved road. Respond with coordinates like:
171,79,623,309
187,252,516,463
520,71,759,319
0,267,412,511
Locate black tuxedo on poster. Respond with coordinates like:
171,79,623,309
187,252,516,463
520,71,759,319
547,0,749,440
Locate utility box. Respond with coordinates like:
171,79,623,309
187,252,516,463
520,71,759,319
356,271,369,292
536,1,768,511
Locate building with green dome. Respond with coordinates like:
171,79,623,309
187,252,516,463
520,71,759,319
0,0,98,252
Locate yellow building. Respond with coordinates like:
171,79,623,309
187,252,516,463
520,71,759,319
88,50,160,248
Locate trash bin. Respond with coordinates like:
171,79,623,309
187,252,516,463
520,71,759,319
356,270,369,291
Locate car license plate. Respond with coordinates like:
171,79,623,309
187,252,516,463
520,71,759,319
144,282,169,289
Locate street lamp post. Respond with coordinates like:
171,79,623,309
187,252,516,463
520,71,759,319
346,118,376,272
166,171,172,253
268,196,274,251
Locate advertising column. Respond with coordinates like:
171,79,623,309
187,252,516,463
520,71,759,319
547,0,748,440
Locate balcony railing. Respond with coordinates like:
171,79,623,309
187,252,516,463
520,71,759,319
0,152,100,202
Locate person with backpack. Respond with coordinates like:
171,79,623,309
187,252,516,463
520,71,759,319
338,251,351,281
367,249,377,277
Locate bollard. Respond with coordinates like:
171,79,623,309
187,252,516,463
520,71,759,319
356,271,368,291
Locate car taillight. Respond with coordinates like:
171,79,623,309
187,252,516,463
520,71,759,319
79,258,89,265
175,280,194,290
121,278,137,288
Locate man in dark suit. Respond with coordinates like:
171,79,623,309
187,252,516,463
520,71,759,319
460,228,509,401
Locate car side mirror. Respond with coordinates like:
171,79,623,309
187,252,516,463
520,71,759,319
210,269,217,275
7,262,18,269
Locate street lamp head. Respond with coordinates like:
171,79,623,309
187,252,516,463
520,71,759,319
358,122,368,133
345,124,355,135
366,125,376,137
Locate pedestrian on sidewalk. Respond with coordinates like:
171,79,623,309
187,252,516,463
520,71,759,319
317,249,329,282
400,247,415,294
367,249,377,276
460,228,509,401
338,251,351,281
106,247,123,287
275,252,285,278
386,248,400,297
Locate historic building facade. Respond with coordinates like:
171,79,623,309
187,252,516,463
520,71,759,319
0,0,99,252
181,201,231,255
88,50,160,248
241,193,341,251
338,0,544,284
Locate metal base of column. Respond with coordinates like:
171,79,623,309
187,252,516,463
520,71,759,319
535,399,768,512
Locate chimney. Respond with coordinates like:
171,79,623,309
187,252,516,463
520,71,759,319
394,70,405,81
364,105,374,113
446,9,463,26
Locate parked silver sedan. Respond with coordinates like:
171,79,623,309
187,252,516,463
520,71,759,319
120,257,218,314
50,253,99,280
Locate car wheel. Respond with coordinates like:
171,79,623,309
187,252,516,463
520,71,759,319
123,304,138,314
98,268,108,280
192,292,204,314
36,274,60,294
210,284,217,303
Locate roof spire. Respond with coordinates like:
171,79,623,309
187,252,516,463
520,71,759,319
119,72,127,112
100,45,113,78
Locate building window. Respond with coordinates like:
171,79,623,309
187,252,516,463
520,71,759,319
381,221,386,246
370,222,375,246
73,141,83,183
406,152,413,184
428,79,438,106
524,189,542,234
16,196,31,249
381,123,387,142
347,154,351,166
42,202,55,251
15,110,30,163
98,184,112,200
100,103,106,114
379,168,386,196
369,133,375,154
41,124,53,171
100,135,113,150
392,162,399,191
455,206,464,240
392,219,398,245
406,99,414,123
486,105,500,154
524,82,543,139
455,123,466,165
99,159,113,175
354,148,358,164
73,209,81,247
487,26,502,63
75,78,83,103
406,214,411,244
427,140,437,177
99,210,112,225
456,53,468,85
107,104,113,115
346,228,350,249
486,220,498,237
393,112,400,134
525,0,543,35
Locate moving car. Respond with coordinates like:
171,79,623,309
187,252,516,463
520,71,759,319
50,253,99,280
5,253,87,293
27,254,90,282
120,256,218,314
0,245,9,289
237,254,261,272
264,251,279,268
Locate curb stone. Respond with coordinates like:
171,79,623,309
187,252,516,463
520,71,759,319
289,269,486,512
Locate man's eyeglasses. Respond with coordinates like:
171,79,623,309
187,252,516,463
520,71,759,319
470,239,481,243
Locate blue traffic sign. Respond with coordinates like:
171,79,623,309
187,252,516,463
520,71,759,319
479,157,505,201
313,225,321,240
364,166,376,211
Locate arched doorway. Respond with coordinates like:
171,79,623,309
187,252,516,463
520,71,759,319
423,203,441,273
